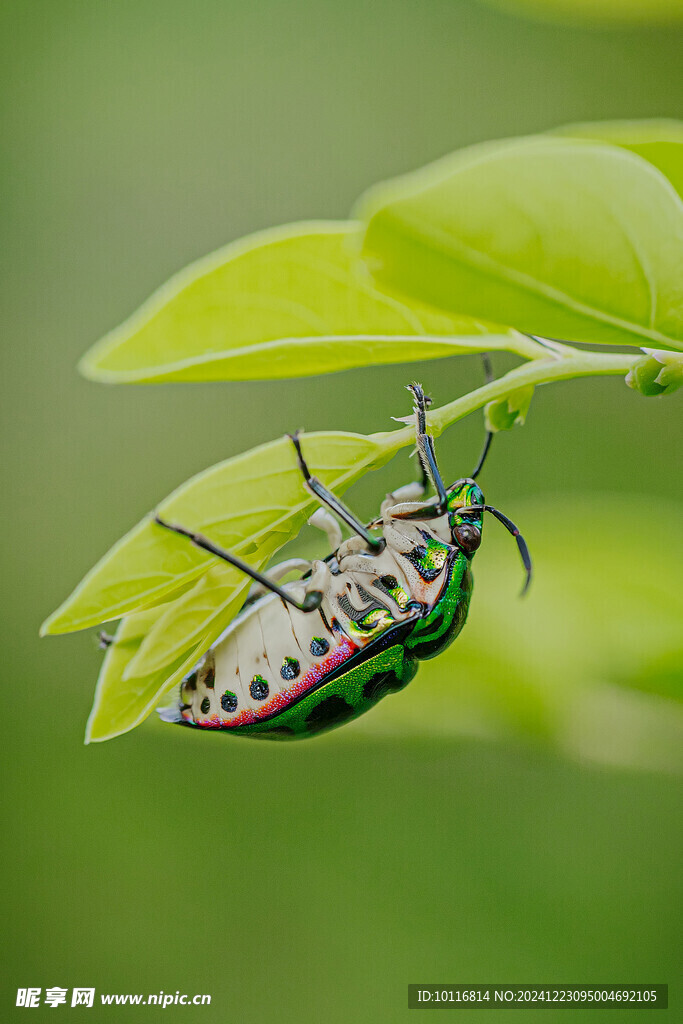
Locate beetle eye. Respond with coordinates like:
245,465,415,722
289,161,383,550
453,523,481,553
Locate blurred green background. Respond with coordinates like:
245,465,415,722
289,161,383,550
1,1,681,1020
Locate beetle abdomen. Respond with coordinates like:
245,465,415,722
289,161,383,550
161,544,424,734
216,640,418,740
166,585,420,738
159,511,478,740
174,596,353,729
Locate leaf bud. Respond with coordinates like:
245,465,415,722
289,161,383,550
626,349,683,397
484,385,534,432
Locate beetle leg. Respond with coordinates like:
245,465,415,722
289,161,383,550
154,516,323,612
288,432,384,552
406,383,448,512
246,557,312,601
471,353,495,480
387,477,428,504
308,508,343,551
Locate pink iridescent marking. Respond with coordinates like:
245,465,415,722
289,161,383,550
185,632,359,729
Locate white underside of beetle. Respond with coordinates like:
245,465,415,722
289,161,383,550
171,498,456,730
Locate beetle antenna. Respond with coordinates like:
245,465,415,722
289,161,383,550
406,382,448,513
471,431,493,480
460,503,532,595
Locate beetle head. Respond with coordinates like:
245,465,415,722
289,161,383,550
446,478,485,554
385,478,485,557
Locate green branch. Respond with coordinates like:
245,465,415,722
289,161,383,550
376,348,639,453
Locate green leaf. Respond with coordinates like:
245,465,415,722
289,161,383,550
79,221,518,383
484,385,534,432
553,119,683,198
85,604,204,743
358,136,683,353
41,430,402,636
124,563,254,678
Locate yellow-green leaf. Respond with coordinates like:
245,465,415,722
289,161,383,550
84,604,204,743
79,221,517,383
41,430,402,636
358,136,683,352
553,119,683,199
124,563,254,679
41,516,207,638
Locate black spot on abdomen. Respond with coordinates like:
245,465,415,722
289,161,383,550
310,636,329,657
305,696,356,734
362,670,403,704
249,675,269,700
221,690,238,713
280,657,300,680
182,670,198,694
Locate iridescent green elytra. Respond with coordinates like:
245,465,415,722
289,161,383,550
157,385,530,740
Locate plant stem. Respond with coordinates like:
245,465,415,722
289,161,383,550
502,332,558,360
375,350,639,452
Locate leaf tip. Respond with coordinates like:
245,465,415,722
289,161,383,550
39,611,61,637
77,348,111,383
83,729,109,744
39,604,80,636
84,708,109,744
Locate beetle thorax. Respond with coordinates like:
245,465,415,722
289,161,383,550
381,504,458,607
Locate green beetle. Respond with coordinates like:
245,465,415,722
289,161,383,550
155,384,530,740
